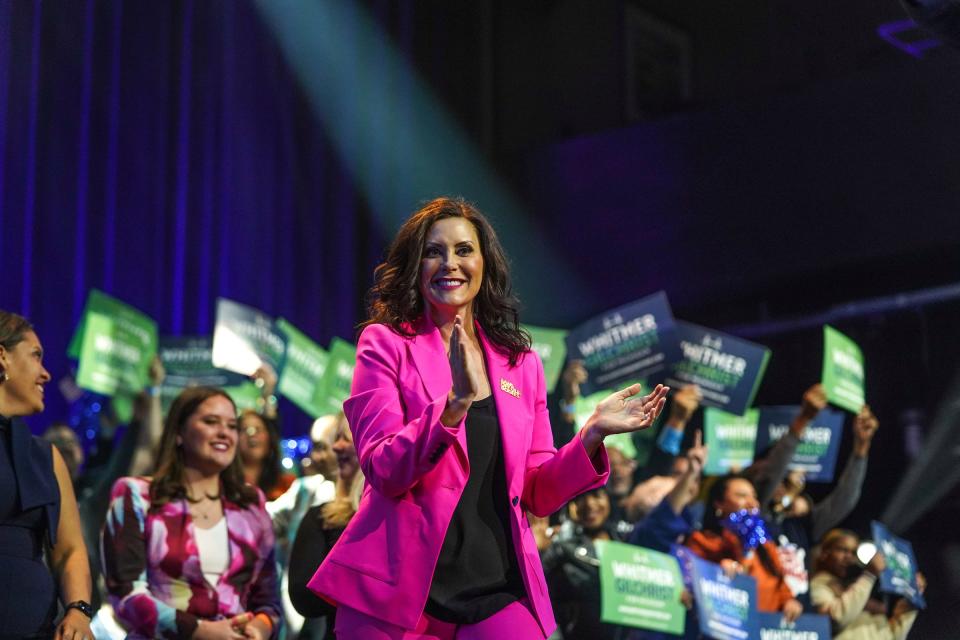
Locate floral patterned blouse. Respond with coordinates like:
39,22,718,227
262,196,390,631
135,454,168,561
102,477,282,639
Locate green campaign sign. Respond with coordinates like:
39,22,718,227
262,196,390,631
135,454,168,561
276,318,330,418
523,324,568,394
314,337,356,416
598,540,685,634
573,382,654,461
821,325,865,413
704,407,759,476
73,290,158,397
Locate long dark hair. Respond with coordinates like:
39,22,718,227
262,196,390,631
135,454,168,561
363,196,531,366
150,386,258,509
703,474,783,580
239,409,283,495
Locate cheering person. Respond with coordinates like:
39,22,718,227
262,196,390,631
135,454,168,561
101,386,281,638
306,196,669,639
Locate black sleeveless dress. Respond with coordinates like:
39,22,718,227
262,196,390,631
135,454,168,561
0,416,61,638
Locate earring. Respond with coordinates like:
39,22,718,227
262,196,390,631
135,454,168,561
715,508,723,517
0,370,6,383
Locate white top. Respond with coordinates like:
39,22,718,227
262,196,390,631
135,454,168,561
195,517,229,587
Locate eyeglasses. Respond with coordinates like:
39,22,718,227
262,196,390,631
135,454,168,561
244,425,266,437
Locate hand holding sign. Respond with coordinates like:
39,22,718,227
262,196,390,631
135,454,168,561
799,384,828,423
669,384,702,425
852,404,879,456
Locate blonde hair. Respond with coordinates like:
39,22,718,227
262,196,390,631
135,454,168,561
321,468,364,529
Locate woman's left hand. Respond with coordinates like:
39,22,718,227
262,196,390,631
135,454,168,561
782,598,804,622
586,383,669,438
56,608,93,640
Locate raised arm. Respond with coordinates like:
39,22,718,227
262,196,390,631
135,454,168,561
811,404,877,540
755,384,826,508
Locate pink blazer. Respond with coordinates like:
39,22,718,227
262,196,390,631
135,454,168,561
307,317,609,636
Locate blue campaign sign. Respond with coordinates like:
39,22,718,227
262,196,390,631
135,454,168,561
211,297,287,375
871,521,926,609
565,291,681,396
689,554,758,640
664,321,771,416
757,613,832,639
755,406,845,483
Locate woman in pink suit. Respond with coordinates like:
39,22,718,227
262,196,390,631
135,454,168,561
307,196,669,639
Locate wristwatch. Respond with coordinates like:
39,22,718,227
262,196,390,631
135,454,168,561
65,600,94,619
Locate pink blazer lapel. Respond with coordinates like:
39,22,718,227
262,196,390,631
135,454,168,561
406,316,469,458
476,325,528,495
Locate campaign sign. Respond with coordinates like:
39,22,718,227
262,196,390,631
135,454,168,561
871,521,926,609
689,554,758,640
821,326,865,414
275,318,330,418
157,336,252,412
74,290,158,397
704,407,759,476
755,406,845,483
565,291,681,396
211,298,286,376
664,321,771,416
598,540,685,634
757,613,832,640
523,324,567,394
314,337,357,416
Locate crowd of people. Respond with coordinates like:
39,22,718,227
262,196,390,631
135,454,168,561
0,197,928,640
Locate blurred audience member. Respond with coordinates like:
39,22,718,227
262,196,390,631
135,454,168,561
541,487,623,640
811,529,923,639
288,419,365,640
686,474,803,620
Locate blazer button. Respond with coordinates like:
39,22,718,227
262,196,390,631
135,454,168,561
511,496,519,507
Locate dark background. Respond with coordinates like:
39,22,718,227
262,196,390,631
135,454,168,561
0,1,957,634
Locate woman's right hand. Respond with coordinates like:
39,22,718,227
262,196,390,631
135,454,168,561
193,618,246,640
866,551,886,577
443,316,482,426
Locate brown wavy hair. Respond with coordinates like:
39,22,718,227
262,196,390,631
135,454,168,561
149,386,258,509
363,196,530,365
0,310,34,350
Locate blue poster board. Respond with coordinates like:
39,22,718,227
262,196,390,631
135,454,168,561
689,554,758,640
757,613,832,639
755,406,845,483
664,321,771,416
565,291,681,395
871,521,926,609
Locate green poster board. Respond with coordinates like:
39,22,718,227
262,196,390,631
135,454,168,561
821,325,865,413
315,337,357,416
225,382,265,413
74,291,158,397
704,407,759,475
523,324,568,394
598,540,686,634
276,318,330,418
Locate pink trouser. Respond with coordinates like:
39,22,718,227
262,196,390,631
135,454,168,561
334,599,545,640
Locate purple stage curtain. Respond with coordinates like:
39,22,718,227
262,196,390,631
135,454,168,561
0,0,397,430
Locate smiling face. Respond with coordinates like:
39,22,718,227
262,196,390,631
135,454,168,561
0,330,51,416
715,478,760,517
179,395,239,476
570,489,611,531
418,216,484,320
